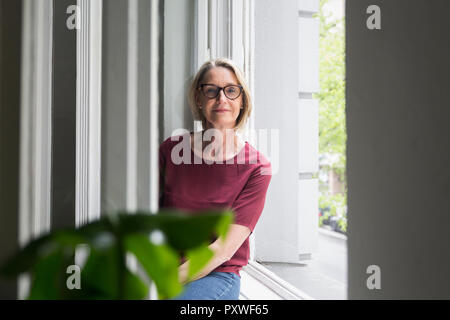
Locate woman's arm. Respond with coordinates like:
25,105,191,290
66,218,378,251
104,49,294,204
178,224,251,284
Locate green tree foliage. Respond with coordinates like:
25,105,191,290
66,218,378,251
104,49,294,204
314,0,346,180
314,0,347,232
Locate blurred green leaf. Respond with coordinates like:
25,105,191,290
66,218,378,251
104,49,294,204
186,245,214,280
124,233,182,299
117,209,233,251
0,230,84,277
0,234,55,277
80,246,120,299
160,209,233,250
123,269,149,300
28,247,75,300
0,209,232,300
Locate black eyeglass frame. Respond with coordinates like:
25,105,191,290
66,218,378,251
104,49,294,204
198,83,244,100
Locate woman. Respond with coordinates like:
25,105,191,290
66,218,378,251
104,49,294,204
159,58,272,300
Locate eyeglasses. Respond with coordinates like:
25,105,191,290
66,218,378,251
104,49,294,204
198,84,243,100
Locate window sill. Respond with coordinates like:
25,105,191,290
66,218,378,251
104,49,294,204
239,260,314,300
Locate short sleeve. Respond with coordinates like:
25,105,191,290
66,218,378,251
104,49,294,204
231,161,272,233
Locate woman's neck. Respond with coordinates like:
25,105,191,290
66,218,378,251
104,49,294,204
192,127,242,161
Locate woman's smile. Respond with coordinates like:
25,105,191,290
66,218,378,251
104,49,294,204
213,108,230,113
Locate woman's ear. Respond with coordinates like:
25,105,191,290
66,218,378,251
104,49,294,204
194,91,201,106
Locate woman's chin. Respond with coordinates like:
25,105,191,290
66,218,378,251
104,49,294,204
209,124,236,131
206,119,236,129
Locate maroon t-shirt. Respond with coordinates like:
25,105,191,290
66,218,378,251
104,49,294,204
159,132,272,276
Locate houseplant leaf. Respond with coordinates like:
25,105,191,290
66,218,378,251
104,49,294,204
27,248,73,300
186,244,214,280
0,209,233,300
0,230,84,277
117,209,233,251
79,245,121,299
123,268,149,300
124,233,181,299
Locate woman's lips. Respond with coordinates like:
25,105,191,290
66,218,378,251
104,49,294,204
213,108,229,112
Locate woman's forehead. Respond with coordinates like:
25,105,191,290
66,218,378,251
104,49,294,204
202,67,239,84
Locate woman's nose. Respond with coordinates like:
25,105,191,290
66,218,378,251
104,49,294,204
218,89,228,102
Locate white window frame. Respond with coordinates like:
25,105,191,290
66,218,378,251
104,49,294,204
192,0,318,300
80,0,318,300
18,0,54,300
75,0,103,228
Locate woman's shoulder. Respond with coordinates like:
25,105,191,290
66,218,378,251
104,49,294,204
159,132,191,150
241,141,272,175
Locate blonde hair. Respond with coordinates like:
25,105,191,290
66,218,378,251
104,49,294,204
187,58,252,132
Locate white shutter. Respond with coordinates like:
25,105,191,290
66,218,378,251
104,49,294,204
253,0,320,263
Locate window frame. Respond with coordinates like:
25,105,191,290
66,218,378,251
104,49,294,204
18,0,54,299
193,0,319,299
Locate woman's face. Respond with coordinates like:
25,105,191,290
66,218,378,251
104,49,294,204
196,67,243,131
